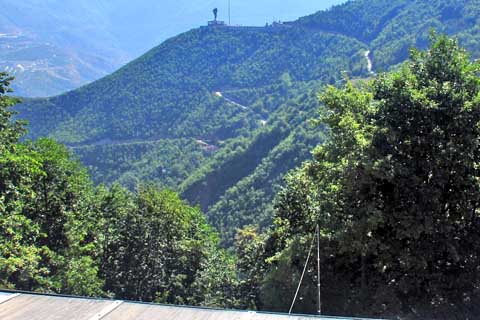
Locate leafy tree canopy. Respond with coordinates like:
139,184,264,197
263,35,480,318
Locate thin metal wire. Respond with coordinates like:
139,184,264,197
288,230,316,315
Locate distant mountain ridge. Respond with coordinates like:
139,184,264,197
0,0,344,97
16,0,480,243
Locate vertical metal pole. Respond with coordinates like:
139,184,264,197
228,0,231,25
317,224,322,315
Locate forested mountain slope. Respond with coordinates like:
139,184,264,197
181,0,480,242
17,26,367,196
298,0,480,69
16,0,480,244
18,28,365,143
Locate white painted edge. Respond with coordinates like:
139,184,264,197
0,293,20,305
87,300,123,320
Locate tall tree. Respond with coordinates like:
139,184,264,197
263,35,480,318
0,73,237,305
0,73,103,294
98,185,225,304
0,74,46,289
0,72,24,150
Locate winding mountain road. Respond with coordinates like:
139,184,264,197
214,91,268,126
215,91,249,111
365,50,374,74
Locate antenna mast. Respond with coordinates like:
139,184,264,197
317,224,322,315
228,0,231,25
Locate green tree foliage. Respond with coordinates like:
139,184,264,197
25,139,102,295
298,0,480,70
0,75,237,306
298,0,407,42
0,74,47,289
97,185,222,304
0,142,46,290
17,28,364,145
234,226,267,309
1,111,103,295
182,82,326,245
14,18,369,238
73,138,208,188
15,1,480,252
0,72,24,149
15,0,480,251
5,1,480,316
190,249,239,308
258,36,480,318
